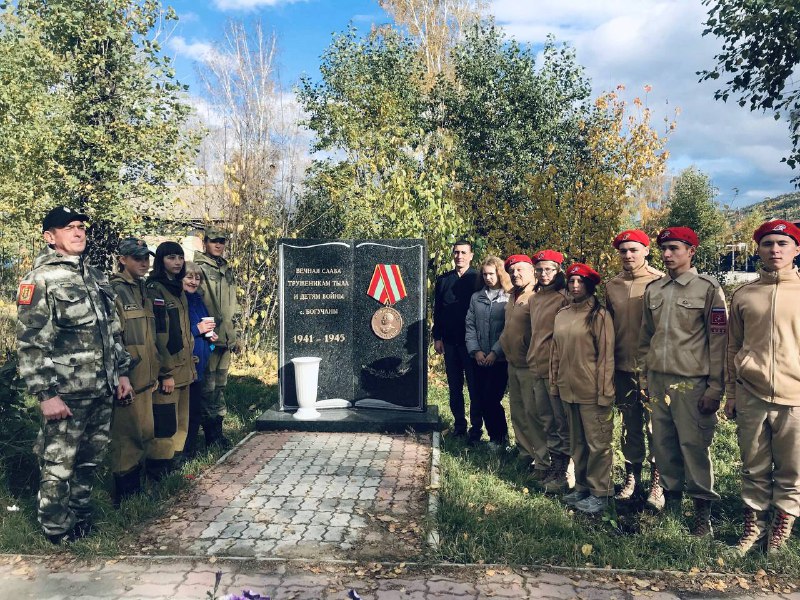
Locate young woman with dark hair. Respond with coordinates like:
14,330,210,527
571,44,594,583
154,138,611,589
550,263,615,514
144,242,196,478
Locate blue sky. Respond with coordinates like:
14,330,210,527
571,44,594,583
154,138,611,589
165,0,798,208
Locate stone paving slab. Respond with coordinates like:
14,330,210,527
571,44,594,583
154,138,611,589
136,432,431,561
1,556,796,600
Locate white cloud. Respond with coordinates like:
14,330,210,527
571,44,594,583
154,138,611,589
168,36,217,63
212,0,307,10
490,0,796,205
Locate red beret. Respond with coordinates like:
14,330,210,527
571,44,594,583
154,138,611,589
613,229,650,248
504,254,533,271
532,249,564,264
753,219,800,244
565,263,601,285
657,226,699,248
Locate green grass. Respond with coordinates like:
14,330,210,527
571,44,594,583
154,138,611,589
0,374,277,556
427,379,800,575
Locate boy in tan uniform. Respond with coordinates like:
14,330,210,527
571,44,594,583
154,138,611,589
726,219,800,554
109,238,159,506
639,227,727,537
605,230,664,504
499,254,548,479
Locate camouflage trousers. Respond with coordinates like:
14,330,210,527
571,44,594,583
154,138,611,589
34,395,113,536
201,347,231,419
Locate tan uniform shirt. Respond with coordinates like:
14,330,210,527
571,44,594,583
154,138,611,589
550,297,615,405
526,285,569,377
605,262,664,373
499,283,535,368
638,268,727,401
727,266,800,406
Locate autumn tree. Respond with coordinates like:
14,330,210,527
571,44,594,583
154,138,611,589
298,27,467,280
523,88,672,274
0,0,197,271
379,0,485,83
198,19,309,351
699,0,800,183
664,167,727,274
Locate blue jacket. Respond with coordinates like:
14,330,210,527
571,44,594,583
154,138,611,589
186,290,213,381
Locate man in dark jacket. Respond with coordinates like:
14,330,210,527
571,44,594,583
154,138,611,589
432,240,479,438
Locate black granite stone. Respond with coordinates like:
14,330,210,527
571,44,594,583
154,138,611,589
278,238,428,413
256,405,441,433
352,240,426,411
279,240,354,409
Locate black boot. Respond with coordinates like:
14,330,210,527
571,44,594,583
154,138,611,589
113,465,142,508
205,416,231,450
145,458,172,482
184,416,201,459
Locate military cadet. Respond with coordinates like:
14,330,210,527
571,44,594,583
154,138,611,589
16,206,132,543
605,230,664,504
499,254,550,479
526,250,571,493
432,240,480,440
551,263,615,514
194,227,239,449
726,219,800,555
638,226,727,537
145,242,196,478
109,238,159,506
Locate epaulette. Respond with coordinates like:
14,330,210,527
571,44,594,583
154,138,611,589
697,273,722,288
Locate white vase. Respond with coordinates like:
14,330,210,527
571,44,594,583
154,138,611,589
291,357,322,420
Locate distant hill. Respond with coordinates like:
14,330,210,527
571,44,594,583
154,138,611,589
740,191,800,221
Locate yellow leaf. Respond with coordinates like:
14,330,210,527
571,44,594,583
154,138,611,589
581,544,593,556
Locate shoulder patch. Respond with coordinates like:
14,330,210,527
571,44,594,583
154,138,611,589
709,307,727,335
17,283,35,305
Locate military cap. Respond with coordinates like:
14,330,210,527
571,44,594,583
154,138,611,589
204,226,229,241
566,263,602,285
532,249,564,264
613,229,650,248
118,237,154,257
504,254,533,271
657,226,699,248
753,219,800,245
42,206,89,232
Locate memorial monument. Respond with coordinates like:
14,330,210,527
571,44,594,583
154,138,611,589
256,239,440,432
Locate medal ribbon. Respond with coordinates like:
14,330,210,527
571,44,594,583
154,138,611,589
367,264,407,305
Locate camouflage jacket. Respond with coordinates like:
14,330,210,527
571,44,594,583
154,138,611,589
145,276,196,388
16,246,131,401
110,271,159,393
194,251,240,347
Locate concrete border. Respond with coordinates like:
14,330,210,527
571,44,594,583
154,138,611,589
426,431,441,549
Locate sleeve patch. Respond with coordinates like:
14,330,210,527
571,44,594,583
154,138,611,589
710,307,727,335
17,283,35,305
153,298,165,307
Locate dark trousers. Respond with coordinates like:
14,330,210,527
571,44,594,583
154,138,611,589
185,381,203,456
472,360,509,443
444,342,478,434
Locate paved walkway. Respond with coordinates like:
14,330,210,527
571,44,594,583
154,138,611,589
137,432,431,561
2,556,797,599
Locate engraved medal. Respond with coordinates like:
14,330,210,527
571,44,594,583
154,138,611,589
366,264,407,340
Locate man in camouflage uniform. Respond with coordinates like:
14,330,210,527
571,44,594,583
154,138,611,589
16,207,132,543
194,227,239,448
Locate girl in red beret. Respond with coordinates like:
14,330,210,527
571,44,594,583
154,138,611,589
550,263,615,514
526,250,571,491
